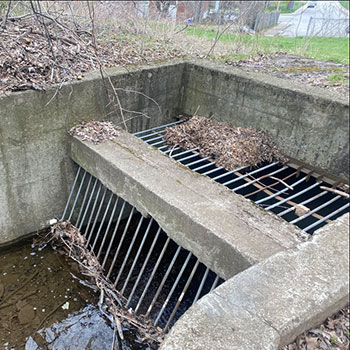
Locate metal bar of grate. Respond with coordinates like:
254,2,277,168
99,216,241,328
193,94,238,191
193,267,209,304
68,169,87,222
92,192,114,251
278,190,328,217
134,121,349,234
153,251,193,326
102,200,126,269
62,166,225,332
164,259,200,331
121,218,154,295
265,182,320,210
113,215,144,288
303,202,349,232
97,197,119,260
86,187,107,247
133,120,182,136
145,245,182,318
134,236,172,314
78,178,99,232
61,166,81,221
126,225,161,308
107,206,135,279
255,175,307,204
290,195,342,224
232,166,288,192
223,162,279,187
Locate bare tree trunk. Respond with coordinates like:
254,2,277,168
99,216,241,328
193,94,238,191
193,1,203,23
1,0,12,29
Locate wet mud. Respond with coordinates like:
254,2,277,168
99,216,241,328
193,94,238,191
0,239,116,350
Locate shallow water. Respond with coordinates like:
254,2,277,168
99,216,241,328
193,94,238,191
0,239,117,350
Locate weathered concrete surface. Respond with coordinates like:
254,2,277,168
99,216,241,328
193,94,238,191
70,132,302,279
2,58,348,246
182,59,349,181
161,213,350,350
0,60,185,245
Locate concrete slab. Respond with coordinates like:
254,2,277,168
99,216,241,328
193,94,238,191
161,294,281,350
70,131,303,279
161,213,349,349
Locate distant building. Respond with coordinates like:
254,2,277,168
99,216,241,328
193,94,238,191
135,1,219,22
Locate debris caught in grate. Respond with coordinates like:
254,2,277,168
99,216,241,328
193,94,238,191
38,220,164,348
135,120,349,235
69,120,120,144
163,116,287,170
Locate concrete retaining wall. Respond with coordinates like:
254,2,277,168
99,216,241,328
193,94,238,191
161,213,349,350
0,60,185,245
182,59,349,181
1,59,349,245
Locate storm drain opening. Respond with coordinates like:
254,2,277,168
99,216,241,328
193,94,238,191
61,166,224,332
134,120,350,235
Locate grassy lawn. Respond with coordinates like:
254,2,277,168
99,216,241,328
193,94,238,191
340,1,350,10
185,26,350,64
268,1,306,14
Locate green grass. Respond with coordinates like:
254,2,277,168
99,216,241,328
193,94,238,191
185,26,350,64
268,1,306,14
328,73,350,85
340,1,350,10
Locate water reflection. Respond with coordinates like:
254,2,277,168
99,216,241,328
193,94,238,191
25,305,113,350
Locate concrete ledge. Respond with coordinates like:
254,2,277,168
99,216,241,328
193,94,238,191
161,213,349,350
70,132,302,279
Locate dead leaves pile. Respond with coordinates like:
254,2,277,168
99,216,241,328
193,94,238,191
164,116,286,170
0,18,182,95
282,305,349,350
69,120,121,144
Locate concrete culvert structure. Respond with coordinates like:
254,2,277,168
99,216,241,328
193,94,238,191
0,60,348,349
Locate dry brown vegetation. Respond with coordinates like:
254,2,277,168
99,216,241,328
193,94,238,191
282,305,349,350
1,1,348,97
164,115,287,170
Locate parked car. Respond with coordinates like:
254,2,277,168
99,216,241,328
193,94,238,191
307,0,317,8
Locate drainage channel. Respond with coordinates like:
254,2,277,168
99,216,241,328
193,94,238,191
134,120,350,235
62,168,224,331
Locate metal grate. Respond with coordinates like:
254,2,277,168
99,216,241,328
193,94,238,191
62,168,224,331
134,121,350,235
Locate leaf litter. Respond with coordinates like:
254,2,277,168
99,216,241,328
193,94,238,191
282,305,349,350
0,17,182,95
69,120,121,144
164,115,287,170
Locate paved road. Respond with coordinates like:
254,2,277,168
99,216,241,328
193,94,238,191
267,1,349,37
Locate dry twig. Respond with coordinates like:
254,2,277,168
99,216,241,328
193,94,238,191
320,186,350,199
